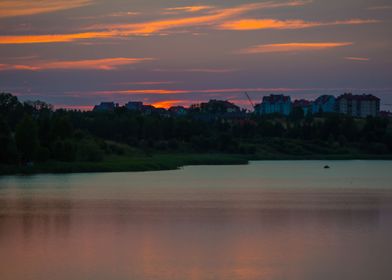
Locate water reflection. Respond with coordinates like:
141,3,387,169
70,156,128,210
0,161,392,280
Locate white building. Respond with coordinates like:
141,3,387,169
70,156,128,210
255,95,292,116
336,93,380,118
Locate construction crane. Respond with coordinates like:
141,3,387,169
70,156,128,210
244,92,255,111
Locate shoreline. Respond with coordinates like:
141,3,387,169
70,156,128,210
1,153,392,176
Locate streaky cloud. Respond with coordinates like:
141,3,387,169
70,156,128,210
345,57,370,61
96,89,189,95
218,19,380,30
0,1,310,44
113,81,179,86
367,5,392,10
92,1,310,35
164,6,214,13
153,68,238,73
237,42,353,54
74,11,140,20
0,32,114,44
0,57,154,71
0,0,93,18
88,87,330,96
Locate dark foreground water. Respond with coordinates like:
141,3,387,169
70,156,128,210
0,161,392,280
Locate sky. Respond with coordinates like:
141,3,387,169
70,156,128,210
0,0,391,110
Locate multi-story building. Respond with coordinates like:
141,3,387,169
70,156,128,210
200,100,241,114
125,101,143,111
293,99,313,116
93,102,118,112
255,94,292,116
312,95,336,114
336,93,380,118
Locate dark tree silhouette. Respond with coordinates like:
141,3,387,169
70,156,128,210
15,116,39,162
0,92,391,167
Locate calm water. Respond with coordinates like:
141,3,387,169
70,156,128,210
0,161,392,280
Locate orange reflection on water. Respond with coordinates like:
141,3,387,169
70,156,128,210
0,188,391,280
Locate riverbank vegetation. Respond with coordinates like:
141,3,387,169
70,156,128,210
1,92,391,175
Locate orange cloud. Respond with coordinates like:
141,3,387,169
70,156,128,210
54,104,93,111
164,6,214,13
153,68,238,73
89,87,326,96
0,32,114,44
190,87,323,93
345,57,370,61
97,89,189,95
75,11,140,20
218,19,379,30
0,1,310,44
0,64,29,70
87,1,310,36
0,57,154,71
238,42,353,54
0,0,93,18
151,100,187,109
113,81,179,86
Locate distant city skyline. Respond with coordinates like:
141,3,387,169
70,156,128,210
1,0,391,110
87,92,384,113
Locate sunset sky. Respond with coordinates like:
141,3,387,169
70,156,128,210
0,0,391,110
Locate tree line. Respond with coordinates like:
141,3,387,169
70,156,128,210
1,92,392,165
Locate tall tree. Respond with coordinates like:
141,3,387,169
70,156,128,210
0,92,23,128
0,117,17,163
15,116,39,162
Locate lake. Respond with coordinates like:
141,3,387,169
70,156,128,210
1,161,392,280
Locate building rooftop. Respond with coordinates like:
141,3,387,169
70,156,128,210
293,99,312,107
337,93,380,101
262,94,291,103
314,95,336,104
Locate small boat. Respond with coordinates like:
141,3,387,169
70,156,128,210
324,165,330,169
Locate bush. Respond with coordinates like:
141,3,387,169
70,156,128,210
35,146,50,162
104,142,126,155
154,140,169,151
77,140,104,162
53,140,76,162
168,139,179,150
239,144,257,154
367,142,388,154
